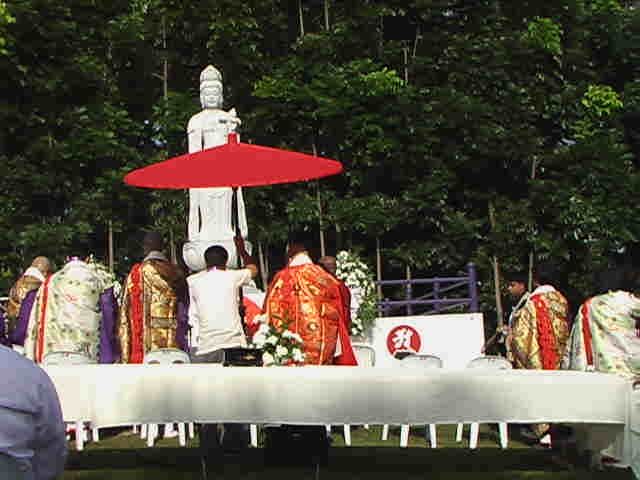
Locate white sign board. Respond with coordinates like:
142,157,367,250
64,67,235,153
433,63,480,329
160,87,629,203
369,313,485,369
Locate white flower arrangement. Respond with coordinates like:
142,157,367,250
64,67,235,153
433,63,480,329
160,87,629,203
250,321,306,366
336,250,378,336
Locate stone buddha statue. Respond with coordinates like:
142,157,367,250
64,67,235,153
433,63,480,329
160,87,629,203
182,65,250,271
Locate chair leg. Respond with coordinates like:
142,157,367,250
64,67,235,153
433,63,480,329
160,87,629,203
325,425,332,434
147,424,156,447
429,424,437,448
133,424,139,434
381,424,389,441
250,425,258,448
164,423,178,438
498,423,508,449
456,423,464,442
92,427,99,442
469,423,479,449
343,425,351,447
178,423,187,447
400,425,410,448
75,421,84,451
188,422,195,439
140,424,148,439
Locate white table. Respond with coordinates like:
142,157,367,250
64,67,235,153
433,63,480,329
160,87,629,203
46,365,628,427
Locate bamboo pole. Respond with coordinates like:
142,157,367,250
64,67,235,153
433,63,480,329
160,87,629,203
527,157,538,290
405,264,412,316
162,16,168,101
108,220,114,272
312,143,326,257
258,241,269,291
489,201,504,326
403,46,409,84
169,229,177,264
323,0,329,30
317,184,326,257
298,0,304,37
376,237,382,300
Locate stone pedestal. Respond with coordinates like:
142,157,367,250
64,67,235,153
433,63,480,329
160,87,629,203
183,238,252,272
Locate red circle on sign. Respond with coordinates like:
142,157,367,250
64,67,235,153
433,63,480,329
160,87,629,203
387,325,421,356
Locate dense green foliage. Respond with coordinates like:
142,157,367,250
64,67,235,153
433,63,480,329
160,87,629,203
1,1,639,320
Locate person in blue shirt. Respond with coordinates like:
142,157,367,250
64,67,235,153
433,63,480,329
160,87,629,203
0,344,67,479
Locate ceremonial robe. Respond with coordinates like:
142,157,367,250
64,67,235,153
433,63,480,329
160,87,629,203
508,285,570,370
24,260,118,363
6,268,44,346
118,252,188,363
264,254,356,365
562,291,640,378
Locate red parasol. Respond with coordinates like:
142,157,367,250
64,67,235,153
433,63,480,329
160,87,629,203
124,132,344,346
124,133,343,189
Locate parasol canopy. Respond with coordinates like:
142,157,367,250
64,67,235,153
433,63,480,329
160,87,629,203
124,133,343,189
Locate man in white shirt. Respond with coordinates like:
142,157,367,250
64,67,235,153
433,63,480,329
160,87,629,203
0,344,67,480
187,237,258,360
187,237,257,467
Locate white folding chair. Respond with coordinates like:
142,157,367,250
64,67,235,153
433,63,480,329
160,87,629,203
42,351,96,451
393,354,443,448
142,348,191,447
327,343,376,445
455,355,512,449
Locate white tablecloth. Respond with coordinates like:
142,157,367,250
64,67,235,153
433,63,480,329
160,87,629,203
45,365,627,427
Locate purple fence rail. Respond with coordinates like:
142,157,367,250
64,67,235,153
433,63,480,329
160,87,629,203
376,263,479,316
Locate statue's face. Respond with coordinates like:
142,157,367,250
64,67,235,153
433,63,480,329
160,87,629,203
201,82,223,109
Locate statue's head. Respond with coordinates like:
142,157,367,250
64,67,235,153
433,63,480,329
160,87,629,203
200,65,223,109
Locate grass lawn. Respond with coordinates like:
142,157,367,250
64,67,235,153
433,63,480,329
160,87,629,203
61,424,634,479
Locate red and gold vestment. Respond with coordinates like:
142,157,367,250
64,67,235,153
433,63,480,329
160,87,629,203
264,258,356,366
119,255,187,363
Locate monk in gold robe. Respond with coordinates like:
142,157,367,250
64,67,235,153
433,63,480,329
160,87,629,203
506,266,570,443
264,241,356,366
507,277,570,371
119,232,188,363
6,256,51,347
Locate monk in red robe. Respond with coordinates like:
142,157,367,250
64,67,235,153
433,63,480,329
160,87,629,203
264,243,356,366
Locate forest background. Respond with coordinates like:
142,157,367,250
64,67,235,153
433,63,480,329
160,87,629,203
1,0,639,325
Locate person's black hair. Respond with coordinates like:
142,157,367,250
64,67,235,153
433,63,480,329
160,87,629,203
533,261,557,286
286,230,310,259
143,231,164,251
204,245,228,268
504,270,528,285
600,265,640,294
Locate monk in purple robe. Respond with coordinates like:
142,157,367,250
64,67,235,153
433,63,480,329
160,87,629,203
6,257,51,348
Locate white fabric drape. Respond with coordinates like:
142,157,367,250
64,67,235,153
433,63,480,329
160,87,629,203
46,366,626,427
